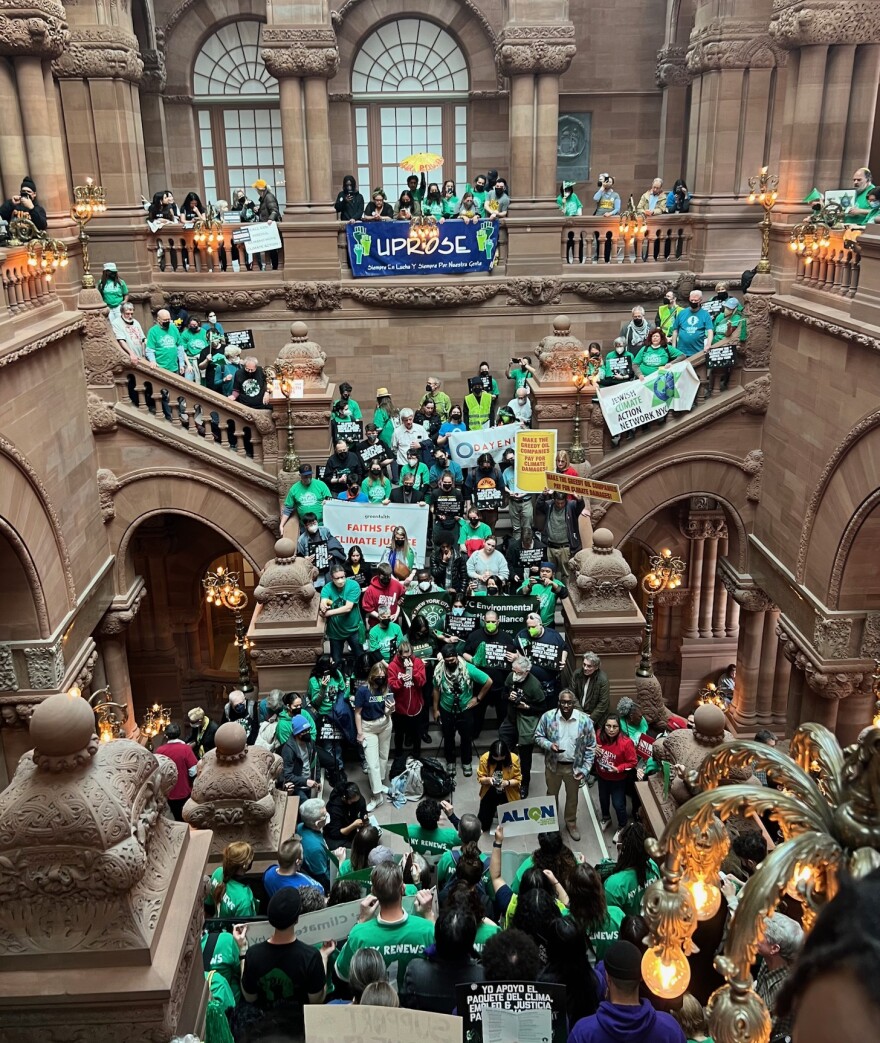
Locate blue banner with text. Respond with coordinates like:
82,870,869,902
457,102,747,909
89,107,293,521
346,218,498,277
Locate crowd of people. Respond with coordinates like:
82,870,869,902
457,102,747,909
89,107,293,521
334,170,511,223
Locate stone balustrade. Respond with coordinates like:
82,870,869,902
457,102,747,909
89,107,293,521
0,245,59,318
793,227,861,298
558,215,693,267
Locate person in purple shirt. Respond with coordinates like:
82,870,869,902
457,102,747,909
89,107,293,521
568,940,686,1043
263,836,325,897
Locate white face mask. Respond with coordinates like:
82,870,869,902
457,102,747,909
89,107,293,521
418,581,432,592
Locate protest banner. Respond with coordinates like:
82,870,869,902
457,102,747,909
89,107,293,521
516,429,557,493
707,344,737,369
457,981,567,1043
447,423,521,467
322,501,429,565
225,329,255,353
346,218,498,277
596,360,700,435
465,595,538,633
496,795,560,837
306,1002,462,1043
232,220,282,258
402,591,451,630
545,471,622,503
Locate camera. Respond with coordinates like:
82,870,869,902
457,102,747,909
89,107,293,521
425,383,432,393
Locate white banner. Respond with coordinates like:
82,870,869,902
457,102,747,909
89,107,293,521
241,897,370,949
597,361,700,436
497,795,560,837
447,423,520,467
306,1004,462,1043
322,501,429,566
232,220,282,257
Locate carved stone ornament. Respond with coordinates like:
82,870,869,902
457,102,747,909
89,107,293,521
742,448,764,503
140,47,167,94
53,26,144,82
740,373,771,415
570,273,695,301
97,586,147,636
261,28,340,79
0,0,69,59
0,692,188,960
496,23,577,76
634,673,673,728
0,645,19,692
88,391,117,434
743,293,772,368
272,322,328,389
252,537,320,624
507,278,563,307
285,281,342,312
770,0,880,47
183,723,285,851
681,512,729,540
656,45,691,87
536,313,586,384
0,699,41,726
346,282,503,309
97,467,120,523
23,642,64,690
769,301,880,355
813,613,854,660
162,287,281,314
81,307,129,385
249,646,320,665
860,613,880,659
567,527,639,614
687,23,783,74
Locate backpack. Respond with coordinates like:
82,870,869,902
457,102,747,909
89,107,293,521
420,756,456,798
328,689,357,745
389,757,424,802
254,717,279,752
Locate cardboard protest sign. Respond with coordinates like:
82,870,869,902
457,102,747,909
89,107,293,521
457,981,567,1043
544,471,622,503
497,795,560,837
515,429,557,493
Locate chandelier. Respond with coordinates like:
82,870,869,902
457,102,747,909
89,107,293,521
140,702,171,742
26,235,69,280
192,203,225,254
640,716,880,1043
697,682,728,710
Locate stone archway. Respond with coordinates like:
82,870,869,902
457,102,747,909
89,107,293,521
0,518,49,642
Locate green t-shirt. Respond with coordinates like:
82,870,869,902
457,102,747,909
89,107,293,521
334,397,362,420
146,323,182,373
712,311,748,345
511,854,534,894
203,931,243,1004
442,194,459,217
307,674,348,716
458,519,492,545
364,476,391,503
100,279,129,308
604,861,661,917
323,579,364,640
474,919,501,953
519,580,559,626
468,187,489,212
633,344,682,376
853,184,876,225
620,716,649,759
587,904,626,959
207,968,237,1012
283,478,332,522
399,461,430,489
509,366,531,390
208,868,258,918
181,327,209,358
368,621,404,661
276,707,317,746
336,912,435,991
407,824,460,859
436,661,490,713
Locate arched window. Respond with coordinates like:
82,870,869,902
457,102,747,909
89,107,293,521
351,19,469,200
193,22,285,207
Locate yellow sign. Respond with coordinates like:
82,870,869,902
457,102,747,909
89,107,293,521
545,471,623,503
515,429,557,492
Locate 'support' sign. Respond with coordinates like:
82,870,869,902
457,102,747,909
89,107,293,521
597,361,700,435
447,423,520,466
322,501,429,566
347,218,498,276
232,220,282,258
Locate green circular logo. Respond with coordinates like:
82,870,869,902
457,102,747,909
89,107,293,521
528,806,542,822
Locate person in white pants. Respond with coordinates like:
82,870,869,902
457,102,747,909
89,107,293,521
354,660,395,811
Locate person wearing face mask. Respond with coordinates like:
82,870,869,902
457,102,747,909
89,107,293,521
296,512,345,590
112,302,150,363
280,715,320,802
498,655,546,799
430,540,468,594
513,612,568,711
502,462,536,542
584,342,604,388
432,650,492,777
413,398,443,444
146,308,185,374
324,438,365,494
389,473,427,507
462,609,517,735
320,565,366,666
441,179,460,218
519,562,566,627
275,691,318,747
419,376,452,421
466,174,489,212
296,798,342,894
436,405,466,448
422,182,444,219
428,450,463,489
412,567,443,594
655,291,682,338
388,639,427,759
379,526,417,586
231,355,270,408
534,689,596,841
390,408,430,470
355,661,395,810
399,451,430,490
466,536,509,593
705,296,746,399
671,289,714,357
483,177,510,220
201,310,226,345
464,452,505,531
362,562,405,624
621,306,652,354
367,607,404,664
338,475,368,502
223,689,260,745
281,465,333,535
358,422,394,473
506,386,533,428
506,526,546,587
363,463,392,504
458,509,492,556
335,174,365,222
557,181,583,217
600,337,637,389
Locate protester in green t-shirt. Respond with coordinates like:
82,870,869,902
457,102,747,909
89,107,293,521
146,309,184,374
280,465,332,532
320,565,366,662
432,650,491,776
519,562,566,626
506,356,536,389
566,862,626,960
209,841,257,917
459,511,492,551
368,610,404,662
335,861,435,991
603,821,660,917
705,297,747,398
407,797,460,861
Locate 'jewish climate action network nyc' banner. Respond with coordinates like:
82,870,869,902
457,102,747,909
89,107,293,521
346,219,498,277
597,360,701,436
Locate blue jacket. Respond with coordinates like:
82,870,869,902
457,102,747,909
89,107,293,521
296,823,331,893
568,1000,686,1043
534,707,596,775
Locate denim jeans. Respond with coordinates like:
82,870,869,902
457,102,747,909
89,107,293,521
598,777,628,828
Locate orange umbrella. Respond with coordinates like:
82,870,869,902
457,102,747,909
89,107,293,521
400,152,444,174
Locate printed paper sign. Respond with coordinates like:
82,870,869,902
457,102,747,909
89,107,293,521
457,981,567,1043
597,360,700,436
360,441,386,465
225,329,255,353
322,501,429,565
545,471,622,503
232,220,282,257
497,795,559,837
516,429,557,493
306,1000,462,1043
336,419,364,441
446,612,479,638
447,423,521,466
707,345,737,369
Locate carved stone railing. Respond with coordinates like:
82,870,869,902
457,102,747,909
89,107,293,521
0,245,60,318
559,215,694,267
112,360,277,468
792,227,861,298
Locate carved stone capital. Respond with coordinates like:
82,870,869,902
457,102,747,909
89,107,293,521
720,572,774,613
0,0,69,59
261,29,340,79
140,47,167,94
656,45,691,88
97,586,147,637
802,664,864,700
740,374,771,416
52,27,144,83
88,392,117,435
860,613,880,660
813,613,854,660
681,514,728,541
770,0,880,47
0,644,19,692
687,22,784,74
497,24,576,76
23,642,64,690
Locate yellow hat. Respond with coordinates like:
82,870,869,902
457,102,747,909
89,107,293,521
188,706,205,722
376,387,390,398
252,179,268,190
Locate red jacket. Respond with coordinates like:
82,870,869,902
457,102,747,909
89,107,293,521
387,653,427,716
155,740,198,800
362,574,405,621
595,733,637,780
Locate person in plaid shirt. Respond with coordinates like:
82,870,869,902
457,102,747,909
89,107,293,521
534,689,596,841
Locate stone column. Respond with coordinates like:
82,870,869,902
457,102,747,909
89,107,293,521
683,537,704,639
655,47,691,183
15,57,69,217
261,28,339,213
770,632,792,729
535,73,561,198
730,587,774,730
698,537,718,638
779,45,830,203
814,44,856,187
755,608,780,724
845,44,880,176
508,74,535,199
96,583,147,739
726,598,740,637
0,59,25,199
785,662,805,736
139,49,170,191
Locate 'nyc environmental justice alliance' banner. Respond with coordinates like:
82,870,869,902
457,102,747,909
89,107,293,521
346,218,498,277
597,360,700,436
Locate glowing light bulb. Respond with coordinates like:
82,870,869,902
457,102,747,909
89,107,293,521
687,878,722,921
68,685,82,699
641,946,691,999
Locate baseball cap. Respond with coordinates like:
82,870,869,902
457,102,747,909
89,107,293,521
103,261,118,272
298,464,313,476
267,886,301,929
252,179,268,190
724,297,740,310
604,940,642,982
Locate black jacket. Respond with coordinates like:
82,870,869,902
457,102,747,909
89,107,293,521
323,792,368,848
506,534,547,586
390,485,427,505
187,718,218,758
334,177,365,221
1,196,48,231
431,546,468,593
256,189,281,223
281,736,316,790
323,450,364,489
536,495,584,552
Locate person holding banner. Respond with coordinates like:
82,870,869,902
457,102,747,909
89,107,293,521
433,649,492,777
536,490,585,576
